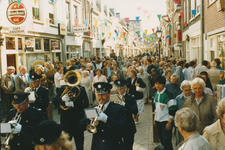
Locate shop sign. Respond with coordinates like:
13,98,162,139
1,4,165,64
25,38,35,48
6,2,27,25
51,40,59,49
58,24,66,35
73,25,89,33
9,26,26,34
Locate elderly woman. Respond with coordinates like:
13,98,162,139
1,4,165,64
138,67,150,104
183,78,218,135
35,66,47,88
203,98,225,150
80,71,92,106
165,69,172,85
127,69,146,124
195,75,213,95
110,74,119,103
165,74,182,98
175,108,212,150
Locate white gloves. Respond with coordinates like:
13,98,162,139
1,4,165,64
97,112,108,123
8,120,22,134
62,94,70,102
65,102,74,107
121,102,126,107
24,87,32,92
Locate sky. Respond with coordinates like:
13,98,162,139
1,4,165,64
105,0,167,34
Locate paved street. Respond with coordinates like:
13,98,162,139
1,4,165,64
53,103,154,150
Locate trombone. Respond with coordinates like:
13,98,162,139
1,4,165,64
86,100,104,134
4,111,22,149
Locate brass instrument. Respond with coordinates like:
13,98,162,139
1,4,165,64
86,100,104,134
4,111,22,149
60,70,81,111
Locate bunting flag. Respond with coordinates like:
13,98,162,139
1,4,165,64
124,38,127,41
169,25,172,29
84,19,88,27
191,9,196,17
51,0,54,4
165,14,170,23
123,32,126,37
170,5,174,13
168,35,171,39
140,37,142,42
104,19,108,26
145,30,148,35
173,0,178,4
136,16,140,22
113,37,115,41
109,33,112,37
137,7,141,11
17,0,22,6
94,19,98,27
180,11,184,20
152,28,155,33
134,38,136,41
34,0,38,5
125,18,129,24
143,10,148,16
184,22,186,26
145,37,148,40
88,32,91,36
102,33,104,37
157,14,162,22
74,19,78,27
147,15,151,19
137,31,140,36
55,19,58,26
116,32,119,37
162,36,164,39
46,18,49,26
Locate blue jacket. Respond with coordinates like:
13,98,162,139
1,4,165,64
175,92,193,110
165,83,182,98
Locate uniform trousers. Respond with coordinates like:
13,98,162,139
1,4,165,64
124,134,135,150
68,130,84,150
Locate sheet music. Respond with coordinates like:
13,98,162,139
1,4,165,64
1,123,12,133
29,91,35,102
85,108,98,119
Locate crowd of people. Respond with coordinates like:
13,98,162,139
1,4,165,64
1,53,225,150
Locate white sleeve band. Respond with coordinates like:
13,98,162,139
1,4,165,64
167,99,177,107
169,115,174,119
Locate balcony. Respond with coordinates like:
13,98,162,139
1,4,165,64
175,30,182,47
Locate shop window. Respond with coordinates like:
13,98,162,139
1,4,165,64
44,39,50,51
51,40,60,50
35,39,42,50
49,13,54,24
6,37,15,50
18,38,23,50
25,37,35,51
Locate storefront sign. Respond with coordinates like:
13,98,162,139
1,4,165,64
6,2,27,25
25,37,35,48
9,26,25,34
58,24,66,35
73,26,89,33
51,40,59,49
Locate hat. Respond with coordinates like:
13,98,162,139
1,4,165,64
33,120,62,145
114,79,127,89
11,92,30,105
94,82,112,94
30,74,42,82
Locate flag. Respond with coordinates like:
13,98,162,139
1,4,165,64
191,10,196,17
137,7,141,11
113,37,115,41
102,33,104,37
109,33,112,37
34,0,38,5
88,32,91,36
143,10,148,16
169,25,172,29
84,19,88,27
17,0,22,6
94,19,98,27
145,30,148,35
125,18,129,24
180,11,184,20
104,19,108,26
152,28,155,33
123,32,126,37
137,31,140,36
136,16,140,22
51,0,54,4
147,15,151,19
74,19,78,27
184,22,186,26
157,14,161,21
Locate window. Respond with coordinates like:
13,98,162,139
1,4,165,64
33,0,40,20
184,1,186,23
66,2,71,32
35,39,41,50
208,0,217,5
9,0,16,4
25,37,34,51
74,6,78,20
44,39,50,51
18,38,22,50
210,38,215,48
49,13,54,24
190,0,200,18
6,37,15,50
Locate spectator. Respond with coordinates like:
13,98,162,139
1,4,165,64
174,61,184,83
191,60,209,80
80,71,92,107
44,62,49,75
218,70,225,85
87,64,94,80
165,69,172,85
171,60,176,74
157,61,165,75
200,71,214,92
214,58,223,70
138,67,150,104
54,67,64,94
111,63,124,80
183,78,218,135
103,61,113,83
45,64,56,102
166,74,182,98
35,66,47,88
203,98,225,150
183,61,196,81
14,66,22,90
195,75,213,96
147,59,156,75
182,63,189,73
207,61,220,91
175,108,212,150
96,60,102,69
16,66,29,91
64,61,75,75
70,59,78,69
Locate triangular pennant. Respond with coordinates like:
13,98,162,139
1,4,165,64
74,19,78,27
94,19,98,27
125,18,129,24
123,32,126,37
84,19,88,27
191,10,196,17
173,0,178,4
88,32,91,36
147,15,151,19
113,37,115,41
137,7,141,11
46,18,49,26
180,11,184,20
152,28,155,33
109,33,112,37
143,10,148,16
137,31,140,36
34,0,38,5
145,30,148,35
169,25,172,29
170,5,174,13
168,35,171,39
119,37,121,40
104,19,108,26
102,33,104,37
157,14,161,21
162,36,164,39
184,22,186,26
136,16,140,22
51,0,54,4
124,38,127,41
17,0,22,6
145,37,148,40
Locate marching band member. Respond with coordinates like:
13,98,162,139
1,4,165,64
5,91,44,150
114,79,138,150
82,82,126,150
53,70,89,150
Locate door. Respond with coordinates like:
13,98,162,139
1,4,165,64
7,54,17,74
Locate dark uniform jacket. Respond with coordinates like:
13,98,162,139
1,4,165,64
123,93,138,136
5,107,44,150
90,102,126,150
53,85,89,135
32,86,49,120
126,77,146,100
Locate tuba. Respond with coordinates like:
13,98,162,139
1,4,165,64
4,112,22,149
60,70,81,111
86,100,104,134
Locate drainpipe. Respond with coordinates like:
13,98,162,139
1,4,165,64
200,0,204,61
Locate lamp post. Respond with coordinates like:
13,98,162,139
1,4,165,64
156,29,162,60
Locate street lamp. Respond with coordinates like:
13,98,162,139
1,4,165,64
156,29,162,59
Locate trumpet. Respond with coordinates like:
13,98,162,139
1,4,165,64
86,100,104,134
4,111,22,149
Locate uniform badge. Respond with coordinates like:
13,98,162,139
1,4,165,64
14,95,18,99
118,81,121,84
98,85,101,88
40,138,45,143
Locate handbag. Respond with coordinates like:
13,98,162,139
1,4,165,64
135,78,146,92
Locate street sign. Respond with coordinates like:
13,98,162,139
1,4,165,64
73,25,89,33
9,26,26,34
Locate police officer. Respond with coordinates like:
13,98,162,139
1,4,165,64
26,74,50,120
53,70,89,150
82,82,126,150
5,91,44,150
114,79,138,150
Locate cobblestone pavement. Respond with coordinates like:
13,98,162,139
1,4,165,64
53,103,154,150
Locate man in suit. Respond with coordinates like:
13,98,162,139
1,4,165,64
114,79,138,150
147,59,156,75
5,91,44,150
53,70,89,150
27,74,50,120
111,63,124,80
16,66,29,91
81,82,126,150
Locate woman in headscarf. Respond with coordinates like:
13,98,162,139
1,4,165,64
200,71,213,92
